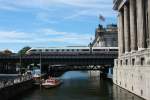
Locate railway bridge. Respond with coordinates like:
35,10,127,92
0,47,118,74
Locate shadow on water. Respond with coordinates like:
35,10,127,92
15,71,144,100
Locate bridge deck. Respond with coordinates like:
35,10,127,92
0,53,118,66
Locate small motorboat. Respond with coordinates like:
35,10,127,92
42,77,62,89
31,69,46,85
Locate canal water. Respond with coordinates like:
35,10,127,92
16,71,144,100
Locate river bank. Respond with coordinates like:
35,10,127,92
0,74,34,100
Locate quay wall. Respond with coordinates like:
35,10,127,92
0,79,33,100
113,57,150,100
113,0,150,99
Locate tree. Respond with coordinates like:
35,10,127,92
2,49,13,55
18,46,31,55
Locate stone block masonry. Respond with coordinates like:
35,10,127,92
113,0,150,99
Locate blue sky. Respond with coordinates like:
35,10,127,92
0,0,117,52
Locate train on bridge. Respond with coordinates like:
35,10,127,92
26,46,118,55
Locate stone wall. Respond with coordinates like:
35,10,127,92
113,0,150,99
0,80,34,100
113,50,150,100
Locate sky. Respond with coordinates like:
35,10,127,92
0,0,117,52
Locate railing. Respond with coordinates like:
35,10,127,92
0,53,118,59
0,74,32,89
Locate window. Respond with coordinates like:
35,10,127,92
31,49,36,52
125,83,127,88
82,49,89,51
132,59,135,66
120,60,123,65
93,49,104,51
132,86,134,91
141,90,143,96
45,49,49,52
125,59,128,65
141,58,145,65
109,49,118,51
116,60,118,66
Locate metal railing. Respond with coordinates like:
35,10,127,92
0,74,32,89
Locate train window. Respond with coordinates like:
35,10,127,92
77,49,79,51
110,49,118,51
62,49,64,51
51,49,53,52
67,49,70,51
39,49,42,52
93,49,105,51
45,49,49,52
31,50,36,51
72,49,74,51
56,49,59,52
82,49,89,51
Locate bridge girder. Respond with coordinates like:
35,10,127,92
0,54,117,66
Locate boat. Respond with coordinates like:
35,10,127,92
42,77,62,89
31,69,45,85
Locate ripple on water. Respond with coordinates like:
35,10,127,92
16,71,144,100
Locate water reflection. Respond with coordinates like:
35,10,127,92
17,71,144,100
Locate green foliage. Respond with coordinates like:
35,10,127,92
18,46,31,55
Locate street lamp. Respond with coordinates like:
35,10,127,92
40,52,42,75
39,51,42,87
19,54,22,75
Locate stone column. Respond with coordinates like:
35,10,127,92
130,0,137,51
119,11,124,54
136,0,146,50
118,14,121,55
124,4,130,52
148,0,150,48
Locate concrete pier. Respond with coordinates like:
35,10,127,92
0,75,34,100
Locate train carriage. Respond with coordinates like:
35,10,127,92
26,46,118,55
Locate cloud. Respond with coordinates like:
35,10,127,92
0,0,112,9
0,31,33,43
0,28,93,45
0,0,116,51
0,0,115,20
40,28,93,45
0,31,27,40
36,12,59,24
41,28,67,35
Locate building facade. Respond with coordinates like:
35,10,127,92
91,24,118,47
113,0,150,99
90,24,118,78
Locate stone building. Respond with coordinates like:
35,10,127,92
113,0,150,99
91,24,118,47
